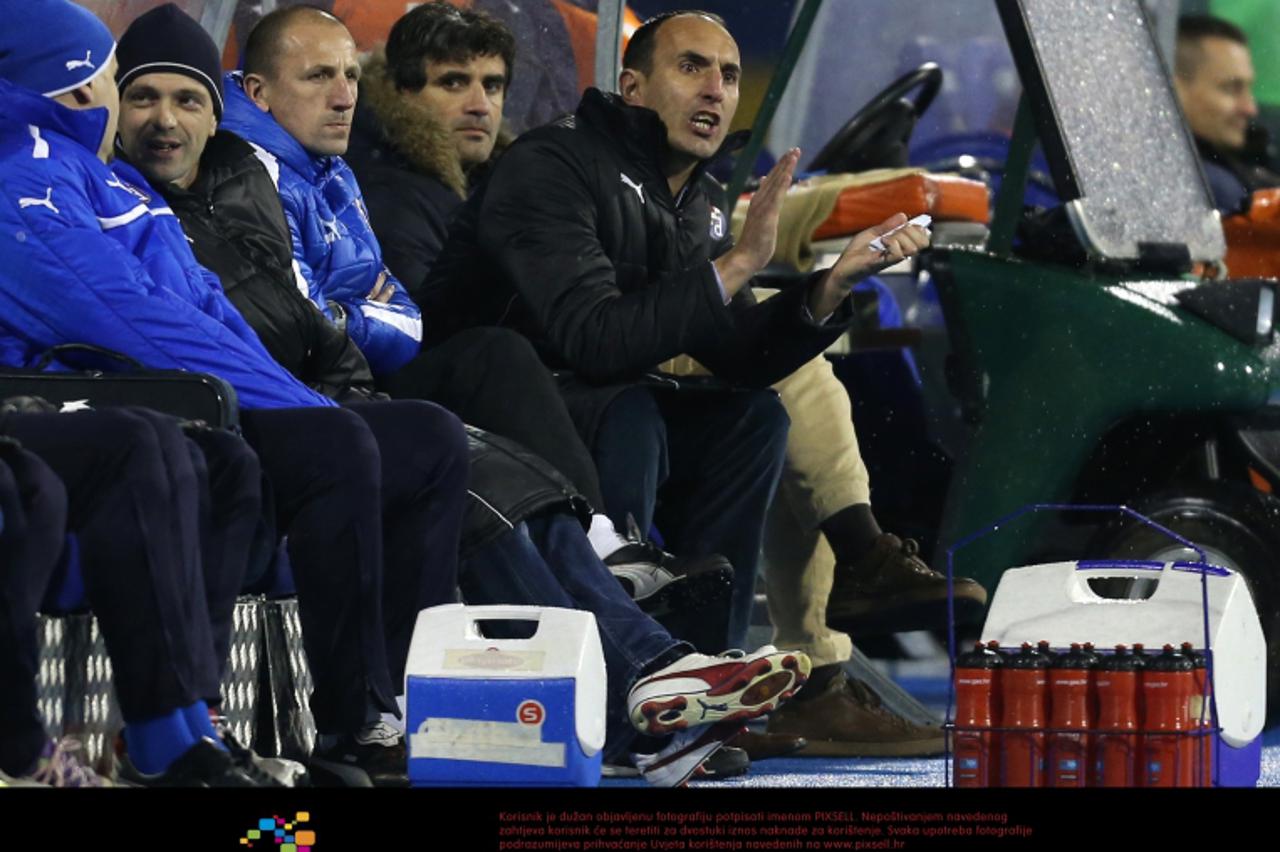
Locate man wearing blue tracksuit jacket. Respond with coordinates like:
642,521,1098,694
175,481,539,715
0,0,468,787
221,69,423,376
0,97,328,410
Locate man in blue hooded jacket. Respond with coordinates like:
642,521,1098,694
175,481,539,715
0,0,471,787
220,8,422,376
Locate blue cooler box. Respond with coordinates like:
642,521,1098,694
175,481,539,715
404,604,606,787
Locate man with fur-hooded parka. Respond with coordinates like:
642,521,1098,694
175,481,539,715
345,50,506,298
346,51,461,292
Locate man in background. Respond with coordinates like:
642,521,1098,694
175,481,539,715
1174,14,1280,211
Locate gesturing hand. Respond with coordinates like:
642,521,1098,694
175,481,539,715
713,148,801,298
807,213,931,319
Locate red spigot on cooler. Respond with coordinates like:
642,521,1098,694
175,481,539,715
1182,642,1214,786
954,642,1002,787
1048,643,1093,787
1000,642,1048,786
1094,644,1142,787
1142,644,1196,787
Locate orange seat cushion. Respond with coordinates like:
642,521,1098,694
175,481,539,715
1223,188,1280,279
811,173,990,242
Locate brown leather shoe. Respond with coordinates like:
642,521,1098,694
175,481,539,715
734,730,807,761
826,533,988,635
766,672,946,757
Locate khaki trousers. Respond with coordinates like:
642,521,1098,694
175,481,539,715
661,351,870,666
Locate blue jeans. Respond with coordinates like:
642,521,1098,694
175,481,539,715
459,512,687,760
592,387,790,649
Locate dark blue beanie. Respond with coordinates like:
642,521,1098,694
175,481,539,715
0,0,116,96
116,3,224,120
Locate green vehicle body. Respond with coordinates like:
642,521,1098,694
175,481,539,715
931,248,1275,591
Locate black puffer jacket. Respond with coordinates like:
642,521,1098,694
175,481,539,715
152,131,377,401
423,88,852,440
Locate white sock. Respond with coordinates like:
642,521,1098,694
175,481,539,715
588,513,629,560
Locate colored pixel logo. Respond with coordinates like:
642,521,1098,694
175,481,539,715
239,812,316,850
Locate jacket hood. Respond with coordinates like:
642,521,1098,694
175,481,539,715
0,78,110,156
356,52,467,198
220,70,330,180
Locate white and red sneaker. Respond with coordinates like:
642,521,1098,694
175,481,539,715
627,646,811,736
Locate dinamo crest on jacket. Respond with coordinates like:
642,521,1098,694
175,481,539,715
709,205,725,240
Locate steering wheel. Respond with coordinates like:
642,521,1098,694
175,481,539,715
809,62,943,174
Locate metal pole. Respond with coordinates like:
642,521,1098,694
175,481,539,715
594,0,625,92
724,0,824,217
199,0,239,58
986,94,1037,257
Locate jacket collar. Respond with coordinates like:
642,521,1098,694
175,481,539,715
221,71,334,181
143,130,257,205
0,78,110,157
352,52,467,198
576,88,670,175
575,87,749,199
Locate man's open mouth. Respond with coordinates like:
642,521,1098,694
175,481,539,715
690,112,720,137
147,139,182,155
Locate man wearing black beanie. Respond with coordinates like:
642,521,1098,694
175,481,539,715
115,3,224,189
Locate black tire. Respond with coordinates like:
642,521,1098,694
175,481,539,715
1098,483,1280,723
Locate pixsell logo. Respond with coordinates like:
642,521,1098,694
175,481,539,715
239,812,316,850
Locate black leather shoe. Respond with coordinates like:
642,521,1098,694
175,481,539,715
735,730,807,761
694,745,749,780
308,722,408,788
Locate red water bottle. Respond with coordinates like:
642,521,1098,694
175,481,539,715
1048,643,1093,787
954,642,1002,787
999,643,1047,786
1142,644,1196,787
1182,642,1214,786
1094,645,1141,787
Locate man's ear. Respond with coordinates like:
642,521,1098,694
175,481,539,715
242,73,271,113
618,68,643,105
51,81,95,111
69,83,94,107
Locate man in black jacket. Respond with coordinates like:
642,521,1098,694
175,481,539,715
422,8,949,757
340,2,739,626
424,11,928,645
